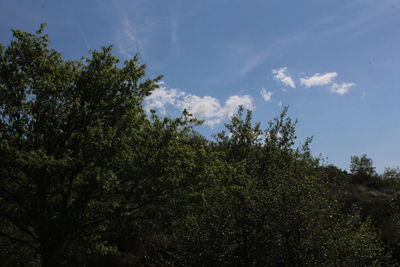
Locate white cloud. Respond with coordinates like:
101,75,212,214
278,100,283,107
272,67,296,88
221,95,253,118
144,83,253,127
300,72,338,87
330,82,356,95
178,95,221,120
145,83,185,114
299,71,356,95
260,88,273,102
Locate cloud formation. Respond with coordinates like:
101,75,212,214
300,72,338,87
299,71,356,95
144,82,184,113
330,82,356,95
145,83,253,126
272,67,296,88
260,88,273,102
221,95,253,118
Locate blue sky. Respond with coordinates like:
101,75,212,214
1,0,399,172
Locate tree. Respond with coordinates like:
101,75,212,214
383,167,400,180
0,25,198,266
162,107,387,266
350,154,376,177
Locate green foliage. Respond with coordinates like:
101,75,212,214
0,26,396,266
0,25,177,266
383,167,400,180
350,154,376,178
158,107,388,266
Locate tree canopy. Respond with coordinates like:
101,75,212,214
0,26,399,266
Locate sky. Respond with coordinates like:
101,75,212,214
1,0,399,172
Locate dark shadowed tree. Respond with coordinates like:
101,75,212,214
350,154,376,177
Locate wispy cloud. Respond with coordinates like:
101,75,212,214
145,83,253,126
239,34,304,76
300,72,338,87
238,1,396,76
111,0,180,60
260,88,273,102
240,47,272,76
320,1,399,38
76,23,91,51
117,16,145,58
330,82,356,95
272,67,296,88
170,14,179,45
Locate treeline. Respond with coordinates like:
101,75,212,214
1,26,400,266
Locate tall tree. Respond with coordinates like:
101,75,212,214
0,25,177,266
